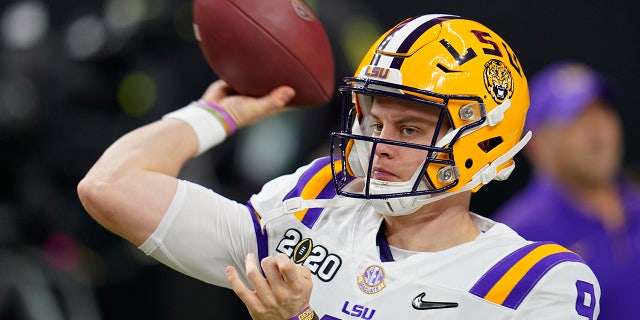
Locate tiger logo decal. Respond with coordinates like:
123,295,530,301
483,59,514,104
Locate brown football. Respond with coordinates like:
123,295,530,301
193,0,335,106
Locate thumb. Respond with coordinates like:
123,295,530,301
257,85,296,115
228,85,296,127
272,86,296,106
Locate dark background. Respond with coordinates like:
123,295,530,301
0,0,637,319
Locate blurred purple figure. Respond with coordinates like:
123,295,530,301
494,60,640,319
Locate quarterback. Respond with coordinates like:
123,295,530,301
78,15,600,319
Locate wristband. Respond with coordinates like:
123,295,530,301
289,306,319,320
197,99,238,134
162,101,227,156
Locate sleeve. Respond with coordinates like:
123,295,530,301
138,179,257,288
514,261,601,319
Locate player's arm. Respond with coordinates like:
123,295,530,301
77,80,295,246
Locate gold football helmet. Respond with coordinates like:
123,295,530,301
330,14,531,216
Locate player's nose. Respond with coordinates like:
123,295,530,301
374,138,398,159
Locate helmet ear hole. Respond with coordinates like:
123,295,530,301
465,158,473,169
478,136,504,153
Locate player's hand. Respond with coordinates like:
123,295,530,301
201,80,295,129
226,253,313,320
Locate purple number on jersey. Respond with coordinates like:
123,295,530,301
575,280,595,320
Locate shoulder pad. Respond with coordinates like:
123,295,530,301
470,241,586,309
281,156,342,228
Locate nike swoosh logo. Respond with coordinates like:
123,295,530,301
412,292,459,310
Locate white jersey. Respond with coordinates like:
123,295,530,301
140,157,600,319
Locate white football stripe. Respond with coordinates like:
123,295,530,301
374,14,457,68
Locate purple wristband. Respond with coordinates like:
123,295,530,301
289,306,317,320
198,99,237,134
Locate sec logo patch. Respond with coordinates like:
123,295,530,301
357,265,386,294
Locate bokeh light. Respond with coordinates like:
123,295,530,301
237,112,301,182
0,75,38,131
1,0,48,50
117,71,157,117
340,16,381,70
65,15,107,60
174,2,195,41
103,0,146,30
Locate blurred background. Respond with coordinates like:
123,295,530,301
0,0,637,319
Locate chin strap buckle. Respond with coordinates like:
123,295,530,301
283,197,303,213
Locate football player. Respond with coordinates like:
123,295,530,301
78,15,600,319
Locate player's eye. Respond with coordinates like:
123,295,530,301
402,127,418,136
371,123,383,134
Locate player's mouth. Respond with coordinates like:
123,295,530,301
372,167,398,181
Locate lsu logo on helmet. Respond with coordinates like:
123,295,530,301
483,59,515,104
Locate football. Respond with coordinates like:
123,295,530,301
192,0,335,107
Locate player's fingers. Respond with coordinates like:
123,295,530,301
225,265,263,310
219,85,294,128
201,79,230,102
254,85,295,114
261,255,285,285
244,253,277,305
242,85,295,123
276,253,313,301
275,253,305,285
268,85,296,107
261,255,295,308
